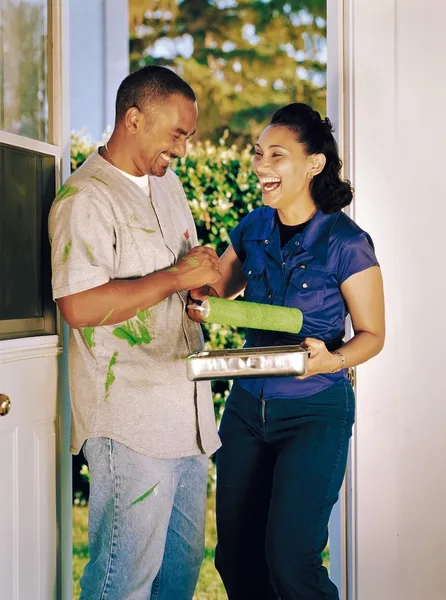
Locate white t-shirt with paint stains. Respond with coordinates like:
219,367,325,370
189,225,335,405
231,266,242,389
49,151,220,458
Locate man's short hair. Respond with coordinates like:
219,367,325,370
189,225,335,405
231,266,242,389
115,66,196,123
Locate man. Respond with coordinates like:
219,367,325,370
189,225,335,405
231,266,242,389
49,66,221,600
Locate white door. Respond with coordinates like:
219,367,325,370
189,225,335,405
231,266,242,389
0,1,71,599
0,339,60,600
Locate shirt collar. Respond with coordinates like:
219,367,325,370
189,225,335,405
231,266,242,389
245,207,341,265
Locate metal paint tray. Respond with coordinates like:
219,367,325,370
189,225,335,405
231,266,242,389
186,345,309,381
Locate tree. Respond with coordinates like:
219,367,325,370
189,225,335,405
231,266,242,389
129,0,327,143
0,2,47,141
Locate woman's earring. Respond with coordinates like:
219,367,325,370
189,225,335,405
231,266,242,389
308,172,313,181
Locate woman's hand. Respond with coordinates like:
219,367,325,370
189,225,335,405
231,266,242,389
296,338,341,379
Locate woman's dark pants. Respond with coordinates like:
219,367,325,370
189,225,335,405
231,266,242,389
215,380,355,600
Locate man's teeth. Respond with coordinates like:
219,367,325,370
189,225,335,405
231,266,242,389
160,153,171,163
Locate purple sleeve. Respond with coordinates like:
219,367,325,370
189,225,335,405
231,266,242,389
338,232,379,284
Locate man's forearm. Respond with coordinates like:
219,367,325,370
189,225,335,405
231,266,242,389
58,270,179,328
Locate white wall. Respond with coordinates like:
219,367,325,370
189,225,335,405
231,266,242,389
70,0,129,141
345,0,446,598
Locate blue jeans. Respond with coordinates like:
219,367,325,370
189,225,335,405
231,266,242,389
80,437,208,600
215,380,354,600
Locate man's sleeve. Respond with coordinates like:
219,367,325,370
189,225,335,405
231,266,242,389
49,188,116,300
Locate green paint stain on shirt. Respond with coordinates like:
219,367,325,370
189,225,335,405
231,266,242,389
84,242,95,262
91,175,108,186
99,309,114,326
124,223,156,234
166,266,179,272
54,184,79,203
135,227,156,234
62,241,72,264
136,308,152,322
105,352,118,400
83,326,95,349
113,321,152,346
112,310,153,347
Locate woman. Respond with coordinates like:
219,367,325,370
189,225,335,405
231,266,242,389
188,103,385,600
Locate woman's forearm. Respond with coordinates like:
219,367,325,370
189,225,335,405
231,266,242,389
335,330,385,370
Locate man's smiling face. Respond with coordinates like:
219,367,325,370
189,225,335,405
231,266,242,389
134,93,197,177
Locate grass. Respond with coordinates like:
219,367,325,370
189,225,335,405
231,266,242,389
73,491,329,599
72,505,88,600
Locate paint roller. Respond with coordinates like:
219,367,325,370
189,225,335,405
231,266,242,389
190,296,303,334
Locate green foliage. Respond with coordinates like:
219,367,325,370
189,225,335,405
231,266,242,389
70,131,260,416
175,132,260,256
1,2,47,140
129,0,327,143
70,130,99,172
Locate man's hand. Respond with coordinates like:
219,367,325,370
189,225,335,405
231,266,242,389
171,246,221,291
186,285,220,323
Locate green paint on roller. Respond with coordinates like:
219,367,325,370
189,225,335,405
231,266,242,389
202,297,303,334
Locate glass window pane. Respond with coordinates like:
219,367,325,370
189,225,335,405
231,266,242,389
0,143,55,322
0,0,48,141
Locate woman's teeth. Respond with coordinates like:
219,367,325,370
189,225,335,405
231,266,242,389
259,176,281,192
160,152,171,164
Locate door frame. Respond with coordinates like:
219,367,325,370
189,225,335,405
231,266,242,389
327,0,357,599
0,0,72,597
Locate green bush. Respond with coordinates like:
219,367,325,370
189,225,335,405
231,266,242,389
70,131,262,418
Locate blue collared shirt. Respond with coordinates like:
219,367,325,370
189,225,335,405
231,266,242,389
230,207,379,399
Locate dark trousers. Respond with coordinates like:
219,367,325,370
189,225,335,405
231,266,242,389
215,380,354,600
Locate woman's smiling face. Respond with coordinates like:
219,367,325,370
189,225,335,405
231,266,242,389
252,124,314,210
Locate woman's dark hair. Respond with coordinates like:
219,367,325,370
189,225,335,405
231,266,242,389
270,103,353,213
